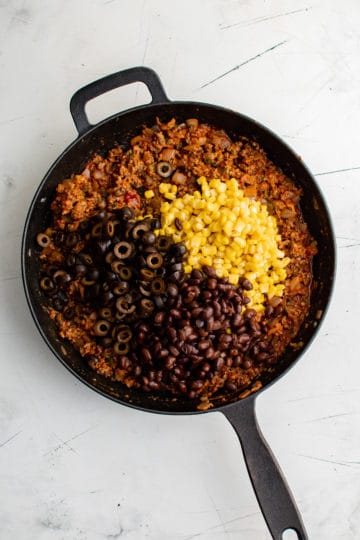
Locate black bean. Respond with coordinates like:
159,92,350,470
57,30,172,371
119,356,131,369
191,269,204,280
141,348,152,363
171,217,181,231
169,345,179,357
191,380,203,391
214,357,225,371
206,278,217,290
225,381,237,392
202,265,216,277
198,340,211,350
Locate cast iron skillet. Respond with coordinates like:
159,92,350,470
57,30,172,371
22,67,335,540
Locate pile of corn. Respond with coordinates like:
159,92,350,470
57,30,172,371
152,177,290,311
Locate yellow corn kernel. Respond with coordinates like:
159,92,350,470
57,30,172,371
144,189,154,199
159,182,171,194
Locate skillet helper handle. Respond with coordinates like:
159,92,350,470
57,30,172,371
70,66,169,136
222,398,308,540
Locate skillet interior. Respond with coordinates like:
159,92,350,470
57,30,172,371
22,102,335,413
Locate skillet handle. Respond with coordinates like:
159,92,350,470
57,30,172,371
70,66,169,136
222,398,308,540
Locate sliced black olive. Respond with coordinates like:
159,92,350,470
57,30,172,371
142,231,156,245
91,222,103,238
100,336,113,348
52,297,64,311
131,221,150,241
156,236,172,251
88,283,101,299
94,319,111,336
139,282,152,297
37,233,51,248
146,252,163,269
63,306,75,320
78,221,89,232
116,296,136,314
111,260,124,275
124,219,136,240
87,268,100,281
99,307,113,320
114,341,130,355
150,218,161,230
65,232,80,248
57,290,69,304
169,242,187,258
78,253,93,266
100,290,114,306
150,277,165,294
117,325,132,343
66,254,77,267
106,220,116,238
93,239,111,257
139,298,154,316
103,270,118,282
113,241,133,259
105,251,115,264
117,206,135,221
112,281,130,296
142,245,157,254
40,276,55,292
81,276,95,286
74,264,87,275
156,161,173,178
119,267,132,281
53,270,71,285
139,268,155,280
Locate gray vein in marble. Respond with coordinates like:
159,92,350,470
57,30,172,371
43,425,97,457
315,166,360,176
0,115,28,126
0,275,20,281
298,455,360,468
183,511,260,540
200,41,288,89
302,412,356,423
0,429,22,449
220,7,311,30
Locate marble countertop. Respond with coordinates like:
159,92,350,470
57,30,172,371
1,1,359,538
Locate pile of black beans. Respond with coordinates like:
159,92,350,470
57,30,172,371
129,266,275,397
38,206,277,399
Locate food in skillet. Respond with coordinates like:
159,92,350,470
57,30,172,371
36,118,316,409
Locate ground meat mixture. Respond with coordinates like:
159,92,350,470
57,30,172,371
36,118,317,409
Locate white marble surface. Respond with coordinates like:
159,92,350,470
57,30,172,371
1,1,359,538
